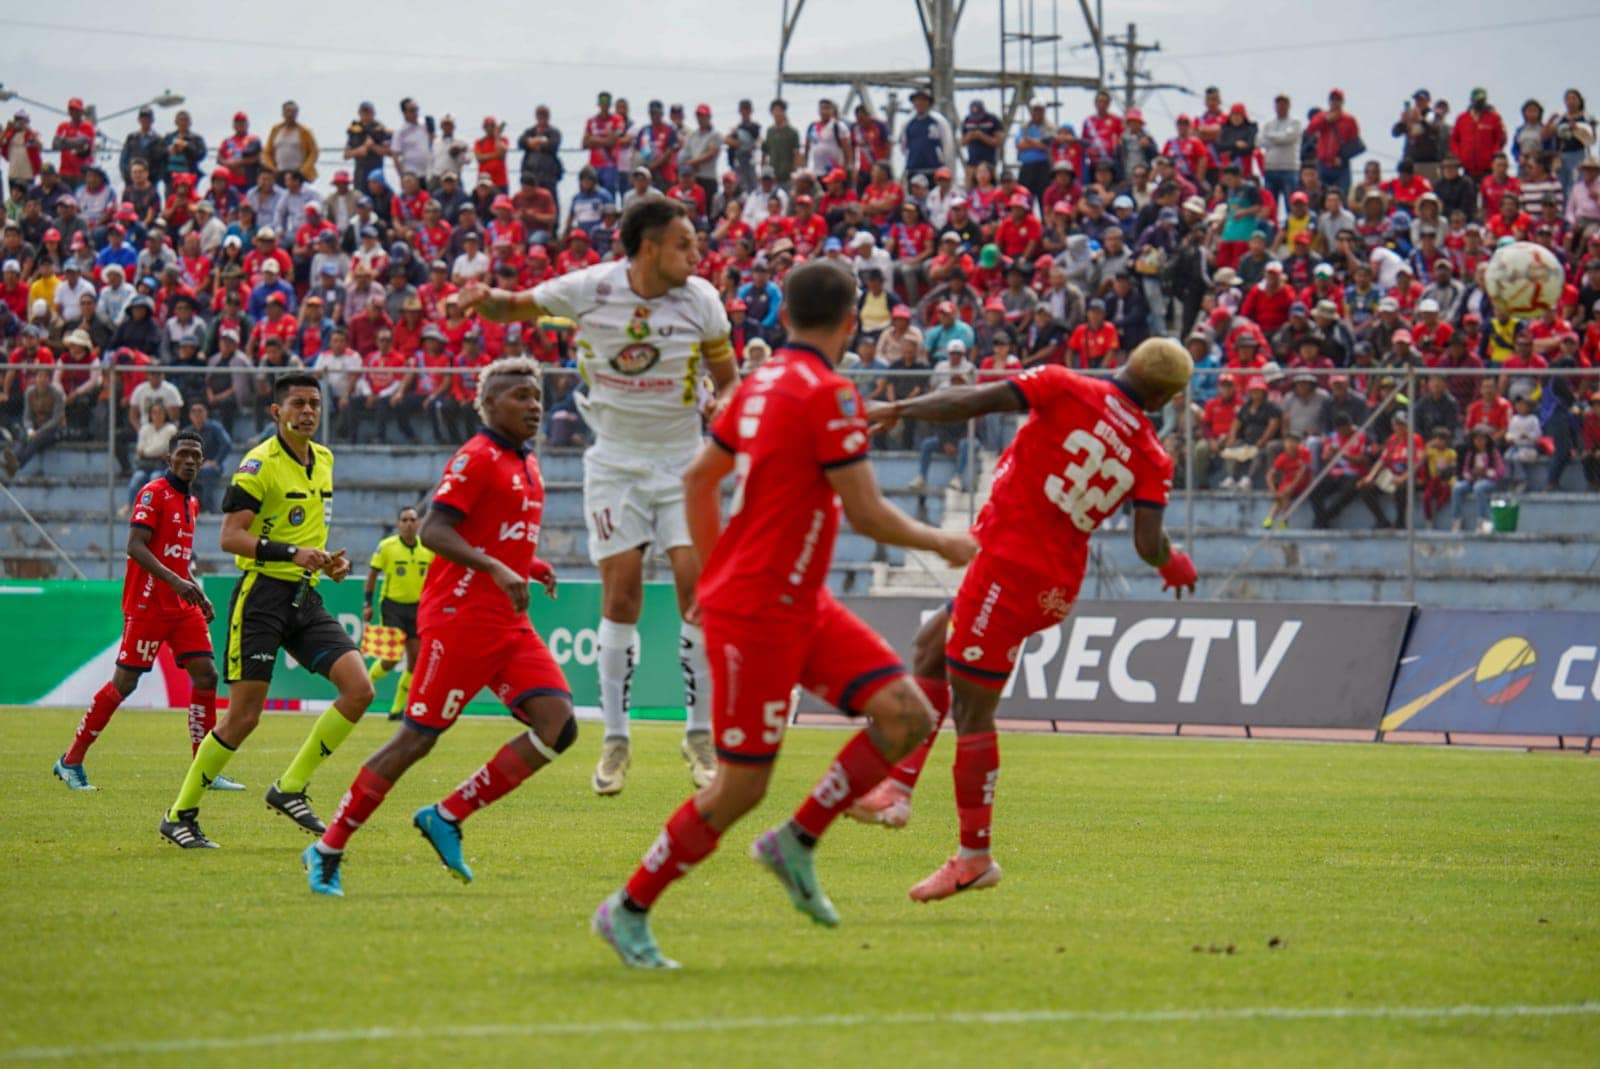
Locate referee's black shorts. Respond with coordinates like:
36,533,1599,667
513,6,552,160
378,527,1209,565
380,597,420,639
224,573,359,684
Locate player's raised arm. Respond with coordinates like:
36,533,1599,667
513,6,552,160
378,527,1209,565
1132,507,1195,598
827,460,975,567
868,380,1024,436
683,440,736,568
455,280,546,324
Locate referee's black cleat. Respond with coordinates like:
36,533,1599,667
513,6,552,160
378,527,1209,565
265,782,326,835
159,808,220,849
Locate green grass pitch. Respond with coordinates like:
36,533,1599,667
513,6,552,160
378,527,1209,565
2,708,1596,1067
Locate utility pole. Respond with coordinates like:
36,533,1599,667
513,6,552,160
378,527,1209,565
1104,21,1186,112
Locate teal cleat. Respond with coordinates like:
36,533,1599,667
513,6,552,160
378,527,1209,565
591,890,680,969
302,843,344,897
208,774,246,792
751,825,840,927
413,805,473,883
53,756,97,791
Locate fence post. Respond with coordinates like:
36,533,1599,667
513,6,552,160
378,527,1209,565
104,363,118,579
1183,375,1195,561
965,416,978,526
1405,364,1417,603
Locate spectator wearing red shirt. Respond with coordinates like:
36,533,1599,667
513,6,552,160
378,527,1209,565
1381,160,1432,211
861,162,903,232
1162,117,1212,188
789,196,828,257
1265,433,1312,527
1201,375,1241,446
1581,393,1600,489
51,98,95,188
216,112,262,189
474,117,509,192
1449,90,1508,179
583,91,627,194
668,169,708,224
1065,299,1119,369
1239,263,1295,333
1081,91,1124,175
1485,192,1532,242
1478,156,1520,220
993,194,1042,260
1306,90,1361,194
556,230,600,275
1465,379,1513,443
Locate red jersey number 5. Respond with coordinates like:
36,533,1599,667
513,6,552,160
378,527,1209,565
1044,428,1134,532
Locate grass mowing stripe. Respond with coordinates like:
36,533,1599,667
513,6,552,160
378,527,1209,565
4,1002,1598,1061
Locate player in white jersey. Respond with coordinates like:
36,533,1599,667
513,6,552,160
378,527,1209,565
459,196,738,796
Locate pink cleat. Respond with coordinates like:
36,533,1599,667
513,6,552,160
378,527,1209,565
845,781,912,828
908,855,1003,902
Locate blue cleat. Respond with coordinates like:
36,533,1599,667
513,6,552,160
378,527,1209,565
413,805,473,883
592,890,680,969
208,774,246,792
302,842,343,897
53,755,97,791
751,825,840,927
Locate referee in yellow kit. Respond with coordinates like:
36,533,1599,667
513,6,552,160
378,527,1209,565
159,373,375,849
363,505,434,720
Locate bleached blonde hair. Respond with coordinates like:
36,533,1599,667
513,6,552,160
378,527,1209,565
1127,337,1193,396
473,356,545,427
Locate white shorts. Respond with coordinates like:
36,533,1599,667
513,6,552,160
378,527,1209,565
583,444,697,564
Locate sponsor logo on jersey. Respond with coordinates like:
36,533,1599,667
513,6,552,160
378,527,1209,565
238,458,262,474
611,343,661,375
963,645,985,662
720,727,746,748
1038,587,1074,620
287,505,306,526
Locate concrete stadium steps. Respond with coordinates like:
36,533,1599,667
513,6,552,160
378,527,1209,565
1166,490,1600,535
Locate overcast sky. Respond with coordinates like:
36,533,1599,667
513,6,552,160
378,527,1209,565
1,0,1587,184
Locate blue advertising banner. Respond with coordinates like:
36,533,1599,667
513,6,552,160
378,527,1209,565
1382,609,1600,736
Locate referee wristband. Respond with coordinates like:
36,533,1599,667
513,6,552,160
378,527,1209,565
256,538,298,564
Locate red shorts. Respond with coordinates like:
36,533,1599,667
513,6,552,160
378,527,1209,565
702,590,904,764
945,550,1080,690
117,611,213,672
405,623,570,733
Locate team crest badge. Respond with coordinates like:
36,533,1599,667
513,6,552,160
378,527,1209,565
139,490,152,505
395,565,406,576
625,305,653,342
611,343,661,374
836,388,859,417
287,506,306,526
450,454,469,473
238,458,261,475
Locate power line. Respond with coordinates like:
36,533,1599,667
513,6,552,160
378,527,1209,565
1163,13,1591,61
2,18,772,78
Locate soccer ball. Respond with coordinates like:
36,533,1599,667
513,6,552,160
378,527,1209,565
1483,241,1565,319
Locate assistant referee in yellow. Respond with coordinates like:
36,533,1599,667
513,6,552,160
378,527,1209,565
363,505,434,721
160,373,376,849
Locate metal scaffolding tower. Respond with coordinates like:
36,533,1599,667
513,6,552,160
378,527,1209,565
776,0,1102,136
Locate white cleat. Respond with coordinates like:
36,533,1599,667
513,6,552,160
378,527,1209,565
593,737,631,796
682,731,717,789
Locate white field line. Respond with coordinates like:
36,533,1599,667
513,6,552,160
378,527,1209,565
3,1001,1596,1061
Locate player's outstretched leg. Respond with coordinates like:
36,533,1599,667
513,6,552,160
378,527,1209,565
757,676,934,926
55,680,132,791
849,610,951,828
593,617,636,795
417,697,578,884
910,674,1004,902
679,619,715,789
269,652,375,835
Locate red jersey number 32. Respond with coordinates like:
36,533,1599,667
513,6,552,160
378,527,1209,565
1044,428,1135,532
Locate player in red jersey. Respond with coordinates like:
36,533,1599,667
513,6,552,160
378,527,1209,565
849,337,1198,901
302,357,576,897
52,429,229,791
590,261,977,968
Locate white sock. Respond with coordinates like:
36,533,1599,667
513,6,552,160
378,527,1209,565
597,617,637,741
679,620,711,735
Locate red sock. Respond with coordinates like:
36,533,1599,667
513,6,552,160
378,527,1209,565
792,729,894,840
624,798,722,909
187,689,216,756
437,742,535,822
64,683,123,765
320,765,393,852
954,733,1000,852
888,677,950,791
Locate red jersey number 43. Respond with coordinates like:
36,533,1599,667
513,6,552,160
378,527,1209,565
1044,428,1135,533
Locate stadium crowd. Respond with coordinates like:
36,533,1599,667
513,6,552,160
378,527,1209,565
2,83,1600,528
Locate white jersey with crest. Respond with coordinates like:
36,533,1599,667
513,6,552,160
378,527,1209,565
533,260,731,454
